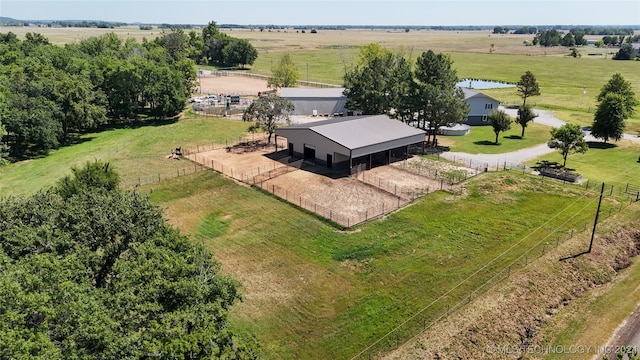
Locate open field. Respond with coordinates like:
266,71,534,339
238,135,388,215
4,26,638,130
441,121,553,154
2,26,640,359
147,169,631,359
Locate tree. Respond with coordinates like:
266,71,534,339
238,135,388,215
548,123,588,167
534,29,562,47
0,164,259,358
56,160,120,198
591,93,627,143
412,50,469,145
597,73,639,116
222,38,258,68
201,21,230,65
267,53,299,89
614,43,636,60
516,71,541,107
343,44,407,116
487,109,512,144
515,104,538,138
561,32,576,47
242,94,294,143
0,90,8,165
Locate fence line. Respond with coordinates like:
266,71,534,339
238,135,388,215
351,180,640,359
202,70,342,89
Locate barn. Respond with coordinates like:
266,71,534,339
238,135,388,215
461,88,501,126
280,87,349,116
275,115,426,174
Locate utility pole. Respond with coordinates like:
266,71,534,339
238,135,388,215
588,183,605,253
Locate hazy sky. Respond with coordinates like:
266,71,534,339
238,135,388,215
2,0,639,26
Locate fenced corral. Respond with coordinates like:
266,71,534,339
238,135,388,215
252,173,419,228
393,155,483,185
200,70,342,89
176,135,464,227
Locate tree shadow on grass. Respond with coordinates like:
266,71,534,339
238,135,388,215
504,135,523,140
473,140,501,146
587,141,617,149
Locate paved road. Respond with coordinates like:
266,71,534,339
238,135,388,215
441,108,640,167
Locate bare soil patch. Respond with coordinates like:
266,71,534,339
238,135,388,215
186,137,456,226
198,75,271,96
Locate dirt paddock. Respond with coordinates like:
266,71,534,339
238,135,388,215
187,138,446,226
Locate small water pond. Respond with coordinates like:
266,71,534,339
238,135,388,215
457,79,516,89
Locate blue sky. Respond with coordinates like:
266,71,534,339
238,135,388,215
2,0,639,26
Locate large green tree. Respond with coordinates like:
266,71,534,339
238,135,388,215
516,71,541,107
267,53,300,89
223,38,258,68
597,73,638,116
487,109,512,144
242,94,294,143
343,44,405,116
413,50,469,145
0,162,259,358
591,93,627,143
548,123,588,167
515,104,538,138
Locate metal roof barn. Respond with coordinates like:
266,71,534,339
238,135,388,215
275,115,425,174
280,87,348,116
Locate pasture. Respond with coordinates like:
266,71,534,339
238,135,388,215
2,26,640,359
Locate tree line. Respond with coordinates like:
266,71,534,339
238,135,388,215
0,161,259,358
0,31,196,162
0,20,258,164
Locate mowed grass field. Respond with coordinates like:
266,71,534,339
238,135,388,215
2,27,640,358
148,169,626,359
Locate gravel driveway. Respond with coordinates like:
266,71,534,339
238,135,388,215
441,107,640,167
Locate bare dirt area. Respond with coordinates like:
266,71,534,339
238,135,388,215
186,139,453,226
262,167,403,218
365,165,447,195
197,74,271,96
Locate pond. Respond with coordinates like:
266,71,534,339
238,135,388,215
457,79,516,89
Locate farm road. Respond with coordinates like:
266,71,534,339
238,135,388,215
440,107,640,167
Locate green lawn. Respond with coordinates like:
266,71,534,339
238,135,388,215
0,114,249,197
442,121,552,154
148,170,621,360
527,139,640,190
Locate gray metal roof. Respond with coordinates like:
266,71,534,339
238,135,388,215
280,87,346,98
460,87,501,103
277,115,425,150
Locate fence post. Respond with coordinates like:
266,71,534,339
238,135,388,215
158,173,160,182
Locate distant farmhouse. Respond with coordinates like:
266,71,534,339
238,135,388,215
275,115,425,174
280,87,349,117
460,88,501,125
